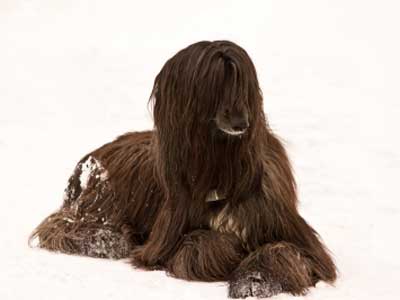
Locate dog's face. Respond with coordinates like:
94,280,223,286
215,101,249,136
152,40,263,141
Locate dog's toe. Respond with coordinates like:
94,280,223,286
229,272,282,298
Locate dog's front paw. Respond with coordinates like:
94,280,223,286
229,272,282,298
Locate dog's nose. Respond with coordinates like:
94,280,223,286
231,116,249,131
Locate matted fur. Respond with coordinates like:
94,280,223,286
30,40,337,298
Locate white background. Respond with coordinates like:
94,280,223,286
1,0,399,299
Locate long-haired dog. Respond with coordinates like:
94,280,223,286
30,40,337,298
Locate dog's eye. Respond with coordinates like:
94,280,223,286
223,109,229,118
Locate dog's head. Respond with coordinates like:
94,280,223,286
150,40,264,141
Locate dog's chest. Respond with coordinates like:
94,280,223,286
208,201,247,241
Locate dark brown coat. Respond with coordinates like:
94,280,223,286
30,40,337,298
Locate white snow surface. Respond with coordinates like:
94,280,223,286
1,1,399,299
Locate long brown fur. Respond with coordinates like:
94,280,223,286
30,40,337,298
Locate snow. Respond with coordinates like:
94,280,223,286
229,272,283,299
1,0,399,299
79,156,108,190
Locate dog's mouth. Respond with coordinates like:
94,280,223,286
219,127,247,136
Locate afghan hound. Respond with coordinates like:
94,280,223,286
30,40,337,298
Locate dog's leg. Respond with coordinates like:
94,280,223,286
30,155,134,259
130,187,197,269
228,213,337,298
30,210,135,259
30,209,133,259
226,133,336,298
166,230,245,282
228,242,314,298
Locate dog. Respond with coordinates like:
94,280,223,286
30,40,337,298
